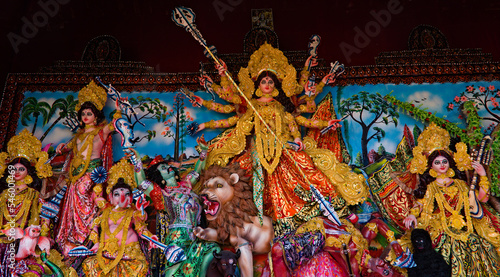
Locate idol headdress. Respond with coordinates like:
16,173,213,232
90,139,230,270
410,122,472,174
0,129,53,179
237,43,301,98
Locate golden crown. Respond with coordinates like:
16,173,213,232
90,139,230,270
238,43,300,97
416,122,450,155
75,80,107,111
0,129,53,179
106,158,137,194
410,122,472,174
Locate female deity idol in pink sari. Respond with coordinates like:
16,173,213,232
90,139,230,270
55,80,121,256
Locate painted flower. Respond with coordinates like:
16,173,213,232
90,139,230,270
454,96,461,103
489,85,496,91
479,86,486,92
161,131,166,136
461,96,467,102
458,114,463,119
448,103,454,109
492,101,499,108
163,121,168,125
186,122,199,136
491,97,496,102
90,167,108,184
183,263,193,275
165,127,170,131
171,230,181,240
497,91,500,97
466,86,474,92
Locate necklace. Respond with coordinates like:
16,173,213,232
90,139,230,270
14,181,28,193
69,125,103,183
255,100,283,173
435,177,450,186
431,181,473,241
1,188,35,230
436,180,458,198
97,206,133,274
109,208,129,224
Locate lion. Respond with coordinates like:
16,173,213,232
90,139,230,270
194,163,274,277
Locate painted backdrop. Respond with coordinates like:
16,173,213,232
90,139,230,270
17,80,500,166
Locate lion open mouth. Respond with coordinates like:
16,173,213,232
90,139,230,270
202,195,220,216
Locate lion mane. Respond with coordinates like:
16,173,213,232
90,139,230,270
199,163,258,242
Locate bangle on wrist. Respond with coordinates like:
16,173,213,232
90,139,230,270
140,180,153,191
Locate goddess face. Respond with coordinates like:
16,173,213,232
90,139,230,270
431,155,449,176
259,76,275,95
81,108,96,126
13,163,28,181
110,187,132,208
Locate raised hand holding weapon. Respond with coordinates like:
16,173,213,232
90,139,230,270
173,7,345,226
95,76,145,127
198,62,216,101
324,61,345,85
172,6,218,61
306,34,321,70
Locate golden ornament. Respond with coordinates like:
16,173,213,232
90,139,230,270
238,43,301,98
410,123,472,174
75,80,107,112
450,212,466,230
0,129,52,179
107,158,137,194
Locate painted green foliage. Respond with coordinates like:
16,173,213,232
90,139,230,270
339,91,399,167
40,95,78,143
21,97,51,134
127,95,169,142
160,93,193,161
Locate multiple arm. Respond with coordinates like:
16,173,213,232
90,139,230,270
200,99,236,114
210,75,242,105
199,59,242,105
297,56,340,114
295,116,341,131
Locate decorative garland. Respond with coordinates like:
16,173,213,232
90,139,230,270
385,96,482,147
490,129,500,196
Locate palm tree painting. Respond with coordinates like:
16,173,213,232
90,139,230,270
20,97,51,134
40,95,78,143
